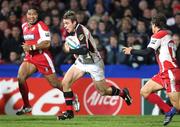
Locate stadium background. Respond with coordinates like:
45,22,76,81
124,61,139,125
0,0,179,117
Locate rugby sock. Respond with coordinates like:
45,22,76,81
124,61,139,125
18,82,31,107
60,103,67,113
111,86,125,98
146,93,171,113
64,91,74,112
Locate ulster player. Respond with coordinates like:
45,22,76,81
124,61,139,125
57,10,132,120
16,6,79,115
123,13,180,126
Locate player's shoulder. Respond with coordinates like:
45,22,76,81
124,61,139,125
76,24,88,32
152,30,169,39
76,24,83,31
76,24,90,36
22,22,28,28
37,21,49,30
76,24,89,41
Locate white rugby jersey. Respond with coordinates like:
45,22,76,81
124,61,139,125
148,30,178,72
72,24,101,64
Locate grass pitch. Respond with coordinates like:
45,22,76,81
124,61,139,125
0,115,180,127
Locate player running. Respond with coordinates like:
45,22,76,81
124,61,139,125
57,10,132,120
123,13,180,126
16,6,80,115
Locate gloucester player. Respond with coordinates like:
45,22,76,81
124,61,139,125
123,13,180,126
57,10,132,120
16,6,80,115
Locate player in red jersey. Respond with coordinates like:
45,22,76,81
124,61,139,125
57,10,132,120
123,13,180,126
16,6,80,115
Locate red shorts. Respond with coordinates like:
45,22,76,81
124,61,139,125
152,68,180,93
24,51,55,75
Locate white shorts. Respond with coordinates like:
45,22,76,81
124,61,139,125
74,59,105,81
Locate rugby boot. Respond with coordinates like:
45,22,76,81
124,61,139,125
163,107,176,126
16,106,32,115
57,110,74,120
122,88,132,105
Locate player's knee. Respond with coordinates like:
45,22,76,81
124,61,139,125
17,75,26,84
140,88,147,97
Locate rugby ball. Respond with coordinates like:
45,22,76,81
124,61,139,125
65,36,80,49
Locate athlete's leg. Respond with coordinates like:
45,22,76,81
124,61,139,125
57,65,84,120
44,73,68,113
163,68,180,126
167,92,180,110
141,79,171,113
167,68,180,110
88,59,132,105
93,79,110,95
62,65,85,92
141,80,174,126
162,92,180,126
16,62,37,115
93,79,132,105
44,72,81,112
44,73,62,90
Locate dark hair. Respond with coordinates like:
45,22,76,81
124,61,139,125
63,10,77,22
27,5,40,14
151,13,167,29
27,5,40,22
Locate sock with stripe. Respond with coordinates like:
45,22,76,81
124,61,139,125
111,86,125,98
64,91,74,112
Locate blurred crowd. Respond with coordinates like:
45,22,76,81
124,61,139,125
0,0,180,70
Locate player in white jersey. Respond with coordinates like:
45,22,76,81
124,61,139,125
123,13,180,126
57,10,132,120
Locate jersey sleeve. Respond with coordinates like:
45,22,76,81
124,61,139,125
76,25,87,47
147,36,161,51
37,21,51,44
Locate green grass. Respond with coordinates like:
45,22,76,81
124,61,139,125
0,115,180,127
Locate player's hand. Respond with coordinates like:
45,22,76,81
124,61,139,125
22,44,32,52
63,43,70,53
122,47,132,55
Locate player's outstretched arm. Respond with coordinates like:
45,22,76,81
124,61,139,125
123,47,154,56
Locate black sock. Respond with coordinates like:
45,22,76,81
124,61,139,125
64,91,74,112
111,86,125,97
